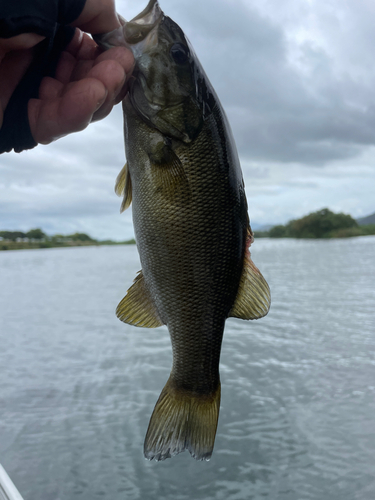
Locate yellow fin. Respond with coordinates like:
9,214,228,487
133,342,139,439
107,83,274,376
149,146,191,203
114,163,127,196
116,271,164,328
229,248,271,320
144,377,221,461
114,163,132,212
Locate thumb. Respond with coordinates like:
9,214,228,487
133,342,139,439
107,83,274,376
71,0,121,35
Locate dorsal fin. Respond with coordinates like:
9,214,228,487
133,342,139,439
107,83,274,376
114,163,132,212
116,270,164,328
229,227,271,320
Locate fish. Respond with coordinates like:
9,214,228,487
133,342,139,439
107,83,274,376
95,0,270,461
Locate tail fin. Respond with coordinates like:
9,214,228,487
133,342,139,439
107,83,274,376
144,377,221,461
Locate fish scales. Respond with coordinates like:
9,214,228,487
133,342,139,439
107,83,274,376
126,104,245,392
95,0,270,461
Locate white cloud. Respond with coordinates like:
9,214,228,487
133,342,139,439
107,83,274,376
1,0,374,239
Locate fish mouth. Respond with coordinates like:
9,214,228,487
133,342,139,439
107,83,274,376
124,0,163,51
94,0,163,53
131,71,164,109
130,0,162,27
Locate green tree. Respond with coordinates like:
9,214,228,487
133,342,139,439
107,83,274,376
0,231,27,241
26,228,46,240
68,232,95,242
287,208,357,238
267,208,358,239
268,225,286,237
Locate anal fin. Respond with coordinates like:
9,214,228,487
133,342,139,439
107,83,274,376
116,270,164,328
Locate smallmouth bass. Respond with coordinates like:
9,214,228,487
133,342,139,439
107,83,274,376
96,0,270,461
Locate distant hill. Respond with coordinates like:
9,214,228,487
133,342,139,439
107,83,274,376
357,212,375,225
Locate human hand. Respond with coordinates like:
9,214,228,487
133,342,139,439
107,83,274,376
28,29,134,144
0,0,134,147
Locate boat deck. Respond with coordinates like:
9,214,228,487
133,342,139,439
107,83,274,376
0,465,24,500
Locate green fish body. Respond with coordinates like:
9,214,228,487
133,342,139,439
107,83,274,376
97,0,270,461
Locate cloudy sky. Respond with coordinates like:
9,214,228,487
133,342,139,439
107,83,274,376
1,0,375,240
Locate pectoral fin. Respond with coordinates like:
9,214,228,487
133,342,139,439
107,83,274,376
149,146,191,203
114,163,132,212
116,271,164,328
229,242,271,320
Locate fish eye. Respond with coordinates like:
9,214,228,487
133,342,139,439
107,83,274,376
170,43,189,64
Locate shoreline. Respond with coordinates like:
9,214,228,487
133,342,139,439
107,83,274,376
0,240,136,251
2,234,375,252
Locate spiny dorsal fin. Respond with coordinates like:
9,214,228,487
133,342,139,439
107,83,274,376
116,270,164,328
114,163,132,212
229,229,271,320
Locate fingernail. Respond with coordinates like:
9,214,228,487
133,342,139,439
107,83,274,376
95,89,108,111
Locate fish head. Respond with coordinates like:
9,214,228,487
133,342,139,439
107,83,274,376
123,0,215,143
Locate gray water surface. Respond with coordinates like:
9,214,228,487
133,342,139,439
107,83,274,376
0,237,374,500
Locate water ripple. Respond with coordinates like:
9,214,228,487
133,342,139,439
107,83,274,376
1,239,375,499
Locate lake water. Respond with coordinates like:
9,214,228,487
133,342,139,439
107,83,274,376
0,237,374,500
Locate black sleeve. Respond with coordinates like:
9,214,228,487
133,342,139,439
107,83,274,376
0,0,86,38
0,0,87,154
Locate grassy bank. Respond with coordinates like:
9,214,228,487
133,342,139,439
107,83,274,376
255,224,375,239
0,230,136,251
0,240,136,251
